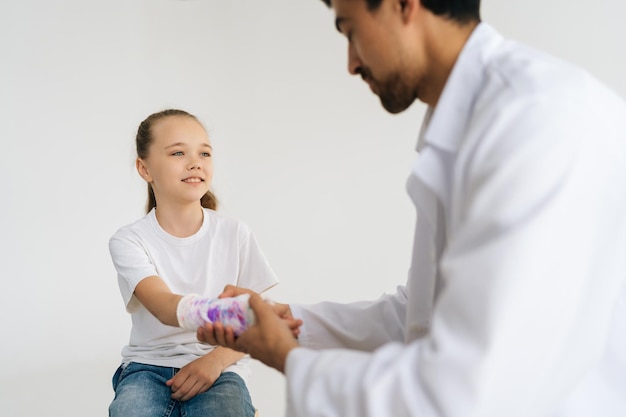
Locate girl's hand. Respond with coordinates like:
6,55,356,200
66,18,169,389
166,355,221,401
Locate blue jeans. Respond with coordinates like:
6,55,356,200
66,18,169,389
109,362,255,417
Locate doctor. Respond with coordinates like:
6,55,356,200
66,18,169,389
199,0,626,416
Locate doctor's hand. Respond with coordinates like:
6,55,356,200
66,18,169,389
216,284,255,299
215,285,302,338
197,293,300,373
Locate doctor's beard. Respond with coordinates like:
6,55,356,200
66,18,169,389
359,66,417,114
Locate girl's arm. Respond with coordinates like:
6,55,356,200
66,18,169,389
133,275,183,326
134,275,247,401
133,276,254,335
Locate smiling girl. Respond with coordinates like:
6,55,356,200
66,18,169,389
108,109,277,417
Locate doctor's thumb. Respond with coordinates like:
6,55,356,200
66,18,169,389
249,293,272,319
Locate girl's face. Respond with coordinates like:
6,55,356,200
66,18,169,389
137,115,213,208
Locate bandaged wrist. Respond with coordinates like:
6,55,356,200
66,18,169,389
176,293,255,335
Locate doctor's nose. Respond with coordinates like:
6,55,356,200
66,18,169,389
347,42,362,76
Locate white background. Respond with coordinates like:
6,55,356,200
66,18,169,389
1,1,625,416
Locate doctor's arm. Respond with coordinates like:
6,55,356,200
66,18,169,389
290,286,409,350
282,100,625,416
200,284,409,351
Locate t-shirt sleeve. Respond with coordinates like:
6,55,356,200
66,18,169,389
236,225,279,293
109,229,158,312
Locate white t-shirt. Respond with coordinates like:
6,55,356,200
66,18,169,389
109,207,278,380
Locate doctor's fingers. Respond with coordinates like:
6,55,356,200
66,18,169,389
196,322,218,345
237,298,300,372
219,284,257,299
268,301,302,337
248,295,296,345
249,293,280,321
197,322,237,350
272,301,294,319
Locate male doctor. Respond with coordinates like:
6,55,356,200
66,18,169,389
199,0,626,416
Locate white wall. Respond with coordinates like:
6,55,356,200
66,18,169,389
1,1,624,416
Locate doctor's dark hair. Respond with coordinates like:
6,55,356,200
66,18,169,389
321,0,481,23
135,109,218,214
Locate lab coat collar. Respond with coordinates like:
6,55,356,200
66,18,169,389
417,23,505,153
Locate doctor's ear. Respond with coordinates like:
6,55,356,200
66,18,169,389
397,0,418,21
136,158,152,182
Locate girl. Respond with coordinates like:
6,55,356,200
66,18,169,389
109,109,278,417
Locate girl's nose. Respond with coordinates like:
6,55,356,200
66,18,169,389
188,159,201,170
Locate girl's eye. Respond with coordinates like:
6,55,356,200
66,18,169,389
172,151,183,156
201,152,211,157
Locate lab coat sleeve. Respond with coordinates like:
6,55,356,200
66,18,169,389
286,342,438,417
283,93,626,417
291,286,408,351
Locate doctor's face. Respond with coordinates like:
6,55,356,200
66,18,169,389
332,0,420,113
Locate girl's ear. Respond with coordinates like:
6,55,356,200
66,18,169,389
136,158,152,182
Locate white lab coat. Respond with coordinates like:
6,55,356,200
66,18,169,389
285,23,626,417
